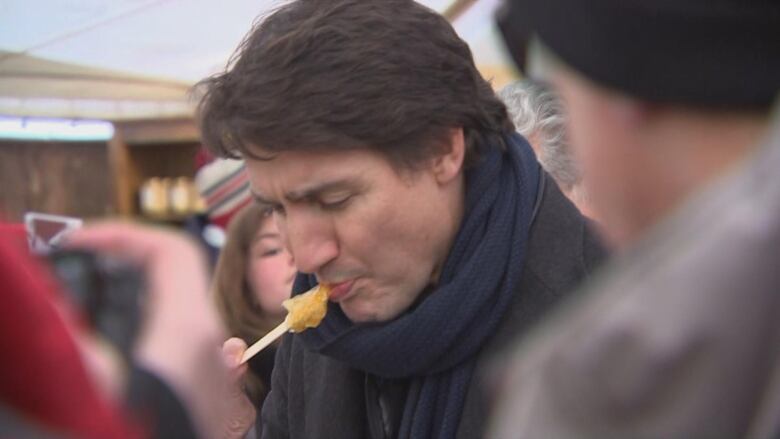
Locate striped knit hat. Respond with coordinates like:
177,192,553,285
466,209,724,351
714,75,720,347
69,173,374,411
194,158,252,230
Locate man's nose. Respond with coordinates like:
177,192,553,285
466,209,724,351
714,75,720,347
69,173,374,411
278,212,338,274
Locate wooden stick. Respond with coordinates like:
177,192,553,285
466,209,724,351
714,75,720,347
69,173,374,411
240,320,289,364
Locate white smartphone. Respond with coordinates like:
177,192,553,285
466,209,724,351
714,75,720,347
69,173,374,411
24,212,83,254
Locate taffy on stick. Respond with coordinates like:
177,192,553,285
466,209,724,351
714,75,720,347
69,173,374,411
240,284,330,364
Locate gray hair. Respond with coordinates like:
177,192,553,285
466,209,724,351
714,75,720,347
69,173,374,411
498,80,581,192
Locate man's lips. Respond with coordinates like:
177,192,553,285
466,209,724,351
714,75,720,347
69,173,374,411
327,279,355,301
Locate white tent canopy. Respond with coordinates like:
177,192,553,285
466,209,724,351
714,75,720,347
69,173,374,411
0,0,514,121
0,50,194,119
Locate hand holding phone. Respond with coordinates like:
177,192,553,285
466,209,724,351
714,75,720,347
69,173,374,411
25,212,144,356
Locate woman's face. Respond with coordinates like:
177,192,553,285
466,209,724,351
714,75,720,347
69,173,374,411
246,218,296,316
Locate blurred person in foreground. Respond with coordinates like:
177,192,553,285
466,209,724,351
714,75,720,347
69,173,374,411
498,79,595,219
489,0,780,437
195,0,606,437
212,204,296,410
0,222,252,438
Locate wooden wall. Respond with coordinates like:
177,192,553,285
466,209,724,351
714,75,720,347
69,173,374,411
0,118,203,223
0,139,114,222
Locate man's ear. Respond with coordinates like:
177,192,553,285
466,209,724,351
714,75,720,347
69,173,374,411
431,128,466,185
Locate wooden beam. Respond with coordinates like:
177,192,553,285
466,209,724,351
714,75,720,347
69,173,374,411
107,132,137,216
443,0,479,22
113,117,199,145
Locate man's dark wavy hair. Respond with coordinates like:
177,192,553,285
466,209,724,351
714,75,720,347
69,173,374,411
196,0,513,171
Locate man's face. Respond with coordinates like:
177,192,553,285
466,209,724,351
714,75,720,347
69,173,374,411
245,147,463,323
551,67,657,247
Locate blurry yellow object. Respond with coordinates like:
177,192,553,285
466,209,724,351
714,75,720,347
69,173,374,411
169,177,192,214
139,178,168,216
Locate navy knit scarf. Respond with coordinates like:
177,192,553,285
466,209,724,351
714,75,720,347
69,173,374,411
292,133,540,438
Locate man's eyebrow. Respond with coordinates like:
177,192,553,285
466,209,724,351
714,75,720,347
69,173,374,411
250,190,276,206
284,178,363,202
250,178,364,206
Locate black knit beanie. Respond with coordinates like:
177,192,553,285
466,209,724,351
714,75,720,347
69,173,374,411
497,0,780,109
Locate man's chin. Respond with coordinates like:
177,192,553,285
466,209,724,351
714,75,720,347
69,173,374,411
340,304,377,323
339,299,392,324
